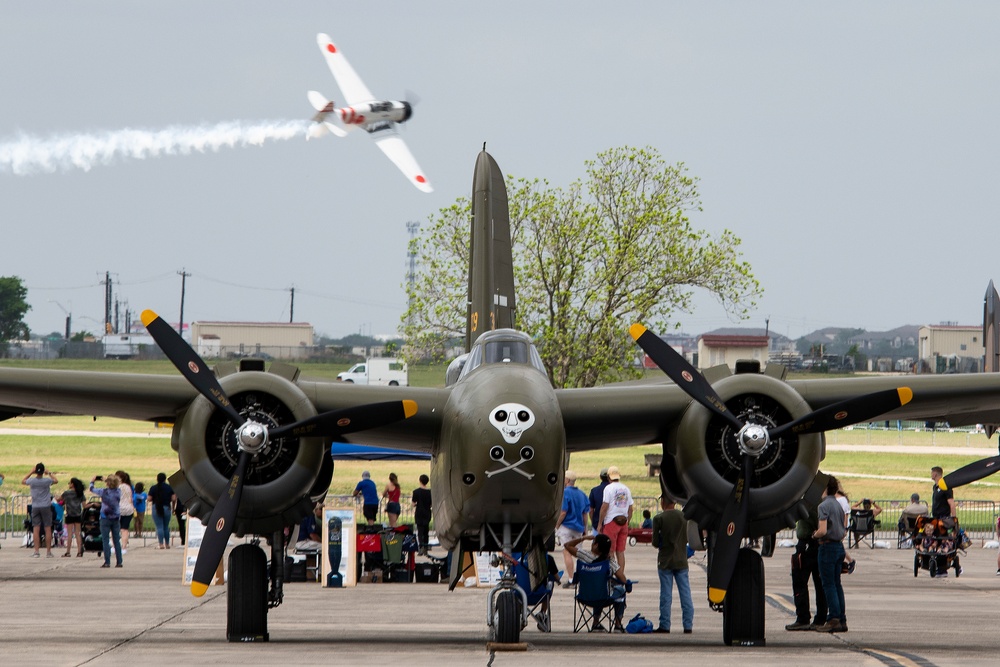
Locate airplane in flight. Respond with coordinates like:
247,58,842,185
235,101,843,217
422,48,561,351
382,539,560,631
307,32,433,193
3,150,1000,646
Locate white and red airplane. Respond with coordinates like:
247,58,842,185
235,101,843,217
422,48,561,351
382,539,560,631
308,33,432,193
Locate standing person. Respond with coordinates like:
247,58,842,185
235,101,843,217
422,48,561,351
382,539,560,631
411,474,432,555
148,472,174,549
813,476,847,632
931,466,957,520
61,478,87,557
353,471,379,526
383,472,402,528
588,469,611,535
22,462,57,558
132,482,148,538
785,500,826,631
554,470,590,587
598,466,634,577
835,484,855,574
116,470,134,551
174,497,187,546
651,497,694,634
90,474,123,568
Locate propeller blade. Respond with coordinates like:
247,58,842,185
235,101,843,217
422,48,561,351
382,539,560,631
707,453,754,605
769,387,913,440
939,455,1000,491
630,323,743,431
269,400,418,439
141,309,245,427
191,451,250,597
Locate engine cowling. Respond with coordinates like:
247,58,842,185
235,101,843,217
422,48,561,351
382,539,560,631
663,372,825,535
168,364,327,536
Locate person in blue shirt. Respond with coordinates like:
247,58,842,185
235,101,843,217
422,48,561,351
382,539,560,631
641,509,653,530
90,473,123,568
555,470,590,586
588,469,610,536
132,482,148,538
352,471,379,525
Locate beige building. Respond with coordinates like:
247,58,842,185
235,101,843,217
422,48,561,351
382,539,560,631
918,325,982,373
697,334,769,371
190,322,315,360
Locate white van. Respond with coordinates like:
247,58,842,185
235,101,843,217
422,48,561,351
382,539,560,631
337,358,408,386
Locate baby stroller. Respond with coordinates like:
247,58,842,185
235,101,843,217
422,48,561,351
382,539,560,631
912,516,965,578
81,505,103,553
22,503,65,549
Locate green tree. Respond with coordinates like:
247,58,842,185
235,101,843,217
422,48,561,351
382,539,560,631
0,276,30,357
402,146,762,388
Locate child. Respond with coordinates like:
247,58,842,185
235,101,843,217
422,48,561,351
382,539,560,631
133,482,148,538
641,509,652,530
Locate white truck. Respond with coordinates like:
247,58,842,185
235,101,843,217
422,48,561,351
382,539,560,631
337,358,408,386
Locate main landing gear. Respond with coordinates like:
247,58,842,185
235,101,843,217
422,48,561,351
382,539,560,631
226,530,285,643
485,522,530,645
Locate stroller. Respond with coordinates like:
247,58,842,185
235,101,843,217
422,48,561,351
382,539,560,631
22,503,65,549
81,505,103,553
912,516,967,578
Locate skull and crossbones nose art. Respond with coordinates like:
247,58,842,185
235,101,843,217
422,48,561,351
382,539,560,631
485,403,536,479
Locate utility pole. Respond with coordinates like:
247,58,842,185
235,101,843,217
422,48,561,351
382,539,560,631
101,271,113,335
406,221,420,326
289,286,295,323
177,269,191,337
49,300,72,340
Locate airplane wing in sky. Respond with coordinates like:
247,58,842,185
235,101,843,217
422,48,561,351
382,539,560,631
374,133,433,193
317,33,376,106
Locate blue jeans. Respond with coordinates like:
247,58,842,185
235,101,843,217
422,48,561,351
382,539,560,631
657,567,694,631
817,541,846,623
152,509,170,546
100,517,123,566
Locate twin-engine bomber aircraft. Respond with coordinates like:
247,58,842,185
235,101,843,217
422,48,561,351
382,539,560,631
3,150,1000,645
307,32,432,193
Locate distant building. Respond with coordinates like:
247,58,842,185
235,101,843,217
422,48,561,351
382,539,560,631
190,322,315,360
697,333,769,371
917,324,982,374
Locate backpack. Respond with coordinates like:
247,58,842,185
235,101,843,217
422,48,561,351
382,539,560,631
625,613,653,634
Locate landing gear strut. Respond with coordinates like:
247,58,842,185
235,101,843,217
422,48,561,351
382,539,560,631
485,522,529,644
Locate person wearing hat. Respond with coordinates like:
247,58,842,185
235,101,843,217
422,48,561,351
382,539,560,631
22,462,58,558
555,470,590,587
352,471,379,525
588,469,611,536
598,465,634,577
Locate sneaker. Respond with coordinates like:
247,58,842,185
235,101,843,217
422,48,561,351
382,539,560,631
561,579,574,589
785,621,813,631
589,623,606,633
46,553,54,558
832,624,848,633
995,569,1000,576
31,552,40,558
115,563,123,568
815,619,841,632
683,628,692,634
613,625,625,633
846,561,856,574
100,563,110,568
653,627,670,633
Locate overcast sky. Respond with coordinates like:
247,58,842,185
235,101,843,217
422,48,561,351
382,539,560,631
2,2,998,341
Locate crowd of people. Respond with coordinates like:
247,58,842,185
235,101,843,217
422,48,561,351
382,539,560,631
11,463,184,566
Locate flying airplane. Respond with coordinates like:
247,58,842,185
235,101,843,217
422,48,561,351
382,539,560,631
307,32,432,193
3,150,1000,646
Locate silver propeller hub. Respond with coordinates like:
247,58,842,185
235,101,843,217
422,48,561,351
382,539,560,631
235,421,268,455
737,423,769,457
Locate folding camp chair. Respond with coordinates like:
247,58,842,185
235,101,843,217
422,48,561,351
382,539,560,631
897,505,928,548
513,559,555,632
572,560,624,633
848,509,878,548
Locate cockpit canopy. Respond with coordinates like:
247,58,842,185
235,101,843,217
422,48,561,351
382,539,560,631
446,329,546,386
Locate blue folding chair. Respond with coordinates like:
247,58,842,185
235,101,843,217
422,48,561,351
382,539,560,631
572,560,625,633
513,557,555,632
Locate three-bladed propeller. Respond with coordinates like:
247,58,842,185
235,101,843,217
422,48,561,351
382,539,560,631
629,323,912,605
141,309,417,597
938,456,1000,492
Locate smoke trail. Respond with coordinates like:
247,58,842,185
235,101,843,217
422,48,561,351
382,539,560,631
0,119,312,175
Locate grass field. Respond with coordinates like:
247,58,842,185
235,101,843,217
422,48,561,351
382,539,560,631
0,359,998,506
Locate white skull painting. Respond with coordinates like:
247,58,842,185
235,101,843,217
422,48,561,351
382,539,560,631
490,403,535,444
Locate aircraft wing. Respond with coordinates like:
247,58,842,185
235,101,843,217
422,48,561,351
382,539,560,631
317,33,376,106
0,367,448,453
373,133,433,193
557,372,1000,453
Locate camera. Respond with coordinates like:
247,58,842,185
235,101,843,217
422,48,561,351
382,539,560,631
96,475,103,481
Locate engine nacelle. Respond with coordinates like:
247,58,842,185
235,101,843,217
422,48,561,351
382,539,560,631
664,372,824,535
168,364,327,536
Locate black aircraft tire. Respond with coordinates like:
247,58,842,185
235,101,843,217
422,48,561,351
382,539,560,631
722,548,766,647
227,544,269,642
493,590,522,644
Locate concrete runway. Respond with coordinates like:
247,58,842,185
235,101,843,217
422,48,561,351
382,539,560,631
2,534,999,666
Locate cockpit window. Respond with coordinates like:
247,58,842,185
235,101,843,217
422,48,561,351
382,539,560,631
458,331,547,380
484,340,528,364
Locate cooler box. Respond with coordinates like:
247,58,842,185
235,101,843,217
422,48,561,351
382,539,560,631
414,562,440,583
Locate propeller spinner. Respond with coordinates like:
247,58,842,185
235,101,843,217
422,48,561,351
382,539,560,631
629,323,911,604
141,309,417,596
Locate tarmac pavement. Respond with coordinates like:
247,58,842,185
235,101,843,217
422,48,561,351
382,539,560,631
2,533,1000,666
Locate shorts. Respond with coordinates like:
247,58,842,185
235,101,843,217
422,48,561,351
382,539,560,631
120,514,133,529
386,501,401,516
30,506,53,528
556,525,583,546
65,515,81,525
602,520,629,552
363,504,378,522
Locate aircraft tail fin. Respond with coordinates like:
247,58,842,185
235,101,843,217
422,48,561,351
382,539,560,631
465,148,516,351
984,280,1000,438
306,90,347,137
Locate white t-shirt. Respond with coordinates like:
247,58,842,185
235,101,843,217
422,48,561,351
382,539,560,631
601,481,633,525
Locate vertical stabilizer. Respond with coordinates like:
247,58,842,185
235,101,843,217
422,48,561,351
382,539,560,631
465,148,516,351
984,280,1000,438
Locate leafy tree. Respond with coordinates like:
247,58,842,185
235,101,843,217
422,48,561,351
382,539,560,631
0,276,30,357
402,146,761,388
